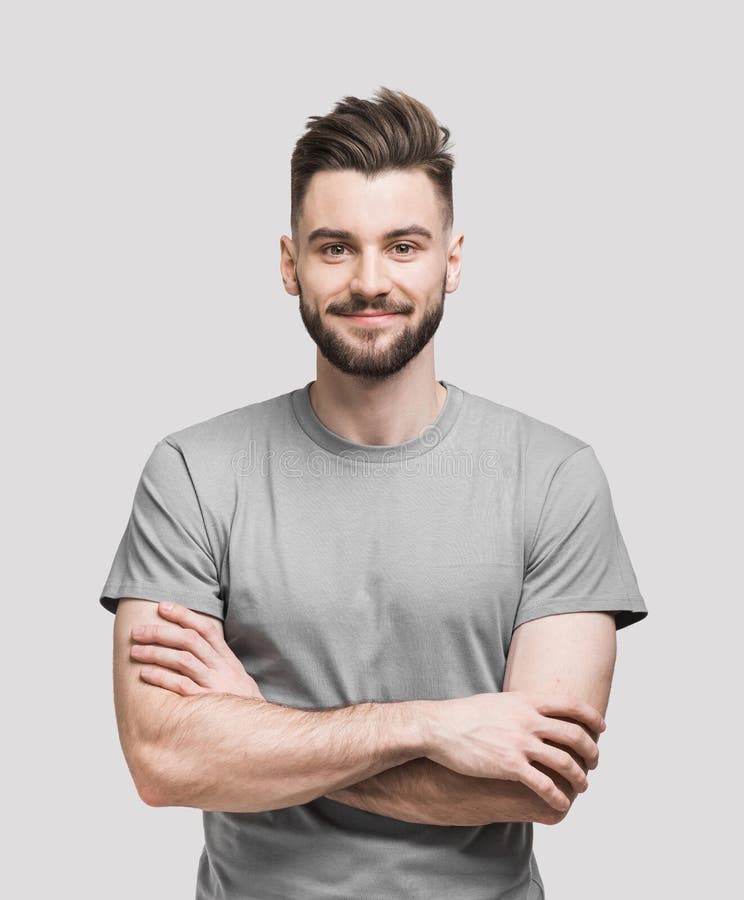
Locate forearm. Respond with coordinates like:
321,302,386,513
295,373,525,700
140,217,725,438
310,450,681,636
325,757,580,826
144,694,430,813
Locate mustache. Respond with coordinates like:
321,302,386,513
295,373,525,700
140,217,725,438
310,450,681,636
329,300,414,316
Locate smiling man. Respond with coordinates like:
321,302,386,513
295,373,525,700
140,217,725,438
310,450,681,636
293,168,449,386
99,87,648,900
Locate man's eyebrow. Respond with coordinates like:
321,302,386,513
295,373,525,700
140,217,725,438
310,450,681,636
383,225,434,241
306,225,434,244
306,228,354,244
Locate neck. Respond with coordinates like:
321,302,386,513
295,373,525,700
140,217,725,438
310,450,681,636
309,356,446,447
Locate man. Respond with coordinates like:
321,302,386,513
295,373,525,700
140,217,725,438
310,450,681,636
99,86,648,899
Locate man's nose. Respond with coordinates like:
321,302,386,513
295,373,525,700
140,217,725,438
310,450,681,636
348,251,394,300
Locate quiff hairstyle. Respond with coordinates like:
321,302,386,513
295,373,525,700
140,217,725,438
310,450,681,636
290,86,455,241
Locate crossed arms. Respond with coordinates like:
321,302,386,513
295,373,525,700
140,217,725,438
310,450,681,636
324,610,615,825
113,599,615,826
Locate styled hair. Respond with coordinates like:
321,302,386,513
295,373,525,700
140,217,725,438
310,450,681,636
290,86,455,240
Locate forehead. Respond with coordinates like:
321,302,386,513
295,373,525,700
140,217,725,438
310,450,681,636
300,168,443,241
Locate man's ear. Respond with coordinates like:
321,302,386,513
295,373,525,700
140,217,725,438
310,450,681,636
279,235,300,296
445,231,464,293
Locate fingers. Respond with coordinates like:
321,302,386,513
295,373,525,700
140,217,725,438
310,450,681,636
130,620,219,669
131,642,211,687
155,602,229,659
518,762,572,813
538,718,600,770
527,740,589,794
542,719,599,771
534,694,605,736
138,664,209,696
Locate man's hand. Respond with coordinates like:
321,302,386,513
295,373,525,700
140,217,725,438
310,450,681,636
423,690,605,812
129,601,265,700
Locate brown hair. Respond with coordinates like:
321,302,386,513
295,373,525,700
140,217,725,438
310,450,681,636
290,86,455,240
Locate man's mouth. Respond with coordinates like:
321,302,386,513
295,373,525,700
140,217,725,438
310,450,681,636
340,312,401,324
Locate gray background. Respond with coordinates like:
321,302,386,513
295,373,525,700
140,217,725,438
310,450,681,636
2,1,740,897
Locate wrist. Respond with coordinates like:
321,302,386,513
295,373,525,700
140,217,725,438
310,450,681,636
401,699,443,758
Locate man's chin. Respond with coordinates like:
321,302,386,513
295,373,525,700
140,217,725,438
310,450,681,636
317,337,414,379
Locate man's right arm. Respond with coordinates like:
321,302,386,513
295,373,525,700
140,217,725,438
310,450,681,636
114,599,431,813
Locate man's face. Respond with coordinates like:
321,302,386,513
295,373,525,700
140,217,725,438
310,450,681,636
282,168,461,380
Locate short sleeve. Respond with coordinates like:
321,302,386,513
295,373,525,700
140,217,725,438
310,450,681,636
98,438,224,619
515,445,648,632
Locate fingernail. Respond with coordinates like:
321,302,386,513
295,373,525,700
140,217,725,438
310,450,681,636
160,602,173,611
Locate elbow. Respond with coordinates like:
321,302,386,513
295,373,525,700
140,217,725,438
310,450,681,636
541,802,571,826
136,777,167,808
540,787,579,826
129,744,184,808
131,752,170,808
132,745,248,811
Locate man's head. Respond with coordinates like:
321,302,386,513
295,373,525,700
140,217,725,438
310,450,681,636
280,86,463,382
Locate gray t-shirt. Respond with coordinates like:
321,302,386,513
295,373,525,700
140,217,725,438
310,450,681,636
99,380,648,900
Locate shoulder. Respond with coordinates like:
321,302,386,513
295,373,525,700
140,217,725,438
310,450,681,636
457,384,590,472
160,389,292,462
457,385,602,571
148,389,294,502
455,385,597,553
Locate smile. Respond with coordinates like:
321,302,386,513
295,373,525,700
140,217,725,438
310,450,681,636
341,313,401,325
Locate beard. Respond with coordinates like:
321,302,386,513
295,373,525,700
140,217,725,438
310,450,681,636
297,272,446,380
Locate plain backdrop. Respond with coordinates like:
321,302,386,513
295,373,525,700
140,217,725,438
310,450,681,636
2,1,740,898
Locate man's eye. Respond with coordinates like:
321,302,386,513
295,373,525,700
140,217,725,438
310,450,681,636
322,242,416,257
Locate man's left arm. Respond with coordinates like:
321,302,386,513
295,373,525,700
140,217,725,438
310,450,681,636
324,611,616,826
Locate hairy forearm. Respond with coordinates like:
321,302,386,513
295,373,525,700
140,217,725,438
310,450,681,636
325,755,580,826
143,694,431,814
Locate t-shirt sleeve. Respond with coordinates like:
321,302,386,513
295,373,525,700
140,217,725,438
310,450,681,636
98,438,224,619
514,444,648,632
